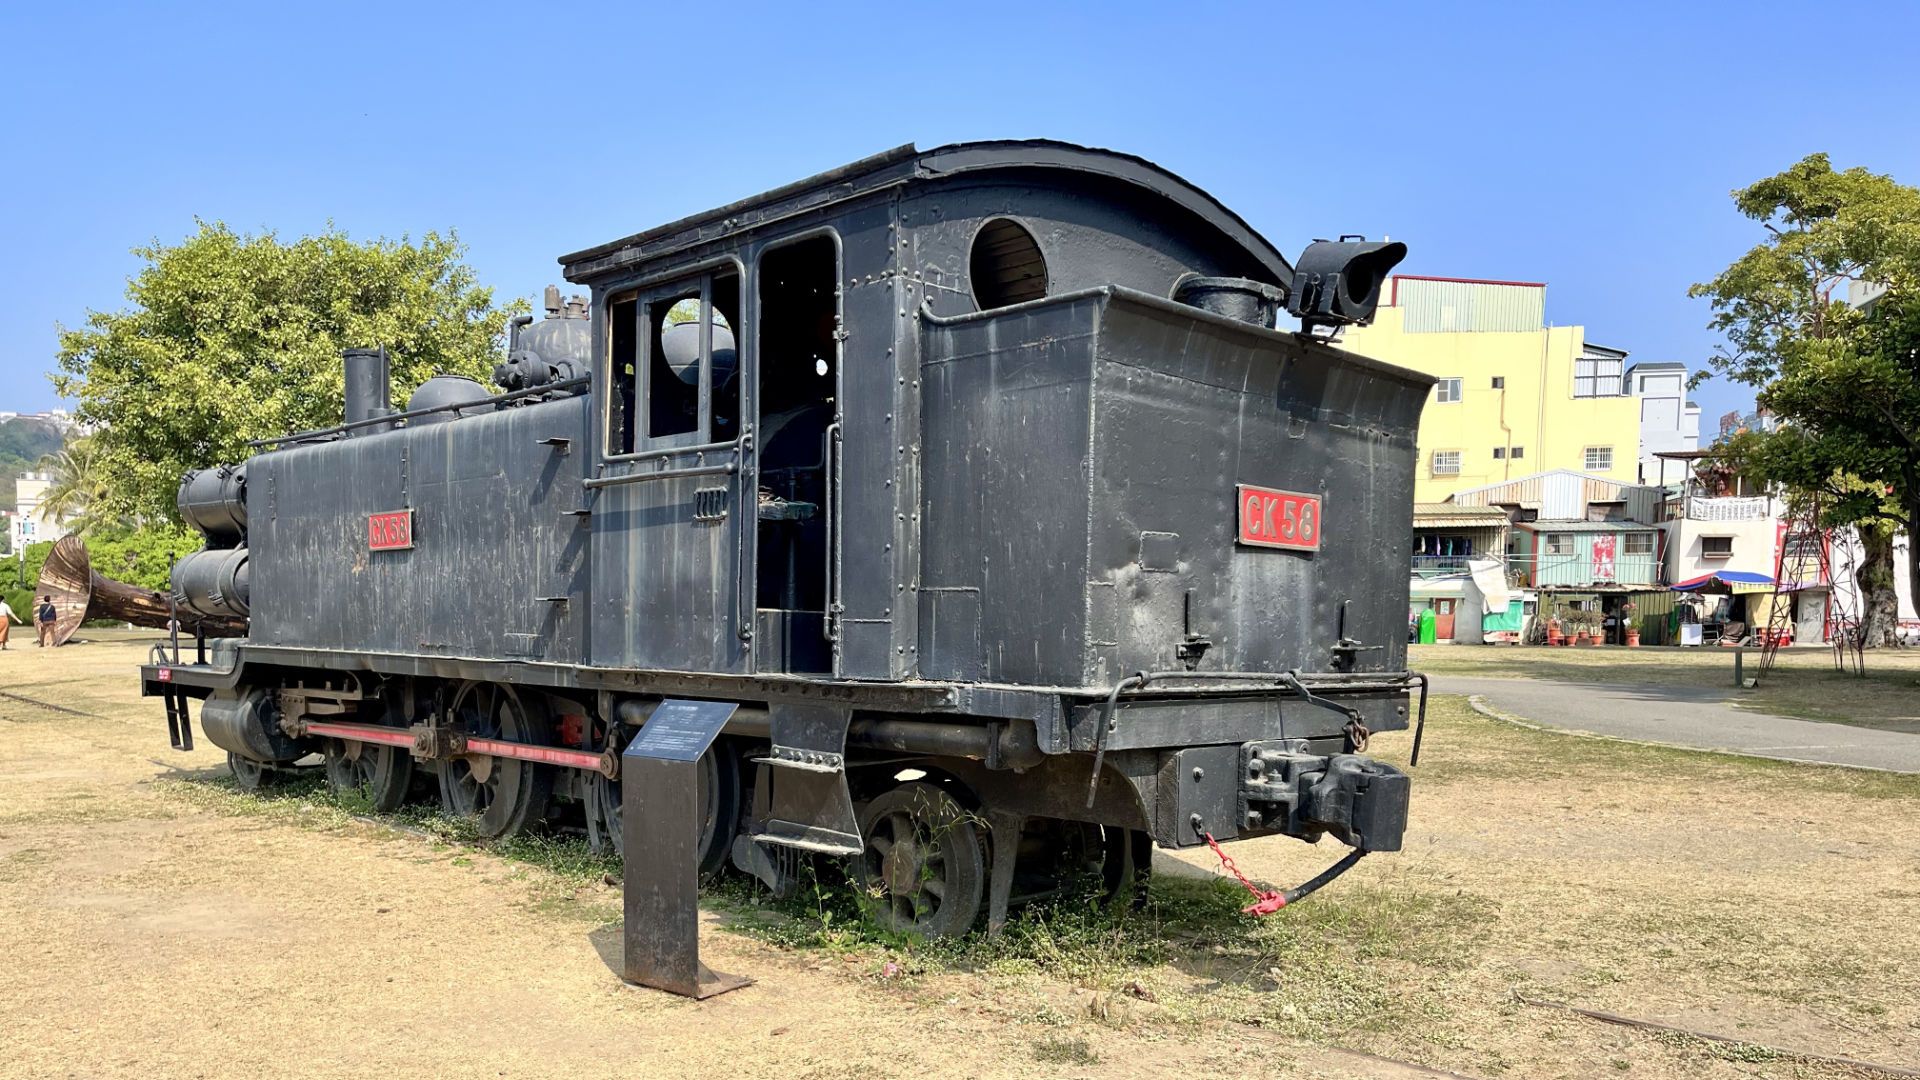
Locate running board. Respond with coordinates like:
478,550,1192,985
752,821,863,856
752,702,862,859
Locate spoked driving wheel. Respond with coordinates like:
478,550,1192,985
586,737,741,879
323,734,412,812
856,781,986,938
227,752,274,793
437,682,553,839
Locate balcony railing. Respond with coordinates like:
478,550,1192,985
1683,496,1771,522
1411,554,1477,577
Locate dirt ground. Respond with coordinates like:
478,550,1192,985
3,632,1918,1079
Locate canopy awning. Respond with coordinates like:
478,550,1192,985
1670,570,1775,591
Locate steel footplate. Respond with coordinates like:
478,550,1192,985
752,820,863,857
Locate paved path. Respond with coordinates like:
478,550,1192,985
1430,675,1920,773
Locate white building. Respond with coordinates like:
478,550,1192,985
1628,362,1700,487
10,473,71,555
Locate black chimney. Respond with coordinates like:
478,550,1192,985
343,347,392,435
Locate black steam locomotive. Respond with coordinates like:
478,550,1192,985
144,141,1427,940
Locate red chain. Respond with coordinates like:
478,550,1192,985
1202,831,1287,916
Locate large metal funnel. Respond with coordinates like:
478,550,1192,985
34,535,246,646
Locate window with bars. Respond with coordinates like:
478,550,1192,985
1584,445,1613,471
1545,533,1572,555
1624,533,1654,555
1431,450,1461,475
1574,355,1624,397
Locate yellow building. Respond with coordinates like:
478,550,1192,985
1339,276,1642,503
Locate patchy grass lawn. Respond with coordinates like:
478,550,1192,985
153,694,1920,1077
1412,642,1920,732
7,632,1920,1078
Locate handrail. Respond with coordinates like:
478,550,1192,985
823,421,842,645
583,461,736,489
250,376,590,447
602,435,744,465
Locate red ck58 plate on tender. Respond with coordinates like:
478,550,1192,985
1236,485,1322,551
367,509,415,551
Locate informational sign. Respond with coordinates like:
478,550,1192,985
627,699,738,761
367,509,414,551
621,697,749,999
1236,484,1322,552
1591,534,1616,581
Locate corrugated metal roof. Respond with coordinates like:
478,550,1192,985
1517,519,1657,533
1393,276,1545,333
1413,503,1510,528
1451,469,1662,524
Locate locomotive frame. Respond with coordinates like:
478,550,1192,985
143,140,1430,965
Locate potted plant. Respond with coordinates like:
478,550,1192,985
1546,607,1565,647
1621,601,1640,647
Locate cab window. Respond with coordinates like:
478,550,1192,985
606,269,741,454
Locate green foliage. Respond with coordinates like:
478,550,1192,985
32,435,119,536
52,222,526,522
3,539,47,625
1691,153,1920,385
15,539,53,591
0,417,65,516
1692,154,1920,633
1,586,32,626
82,523,203,592
1,525,198,618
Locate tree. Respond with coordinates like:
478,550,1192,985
1691,154,1920,644
35,436,118,537
52,223,524,522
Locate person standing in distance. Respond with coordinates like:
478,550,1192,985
0,595,18,649
35,594,58,647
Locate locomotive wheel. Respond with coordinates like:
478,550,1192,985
856,782,985,938
1101,826,1154,909
227,752,275,793
438,683,553,839
323,737,413,812
587,743,741,878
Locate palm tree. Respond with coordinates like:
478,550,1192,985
35,436,120,537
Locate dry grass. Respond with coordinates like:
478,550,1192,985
1412,642,1920,732
3,631,1919,1078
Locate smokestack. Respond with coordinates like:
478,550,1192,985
343,347,392,434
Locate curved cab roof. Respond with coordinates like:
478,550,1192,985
560,140,1293,286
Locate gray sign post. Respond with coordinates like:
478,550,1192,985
621,698,751,998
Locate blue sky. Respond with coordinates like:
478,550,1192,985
3,1,1917,428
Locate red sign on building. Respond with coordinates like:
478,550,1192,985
1236,485,1322,552
1591,533,1616,581
367,509,414,551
